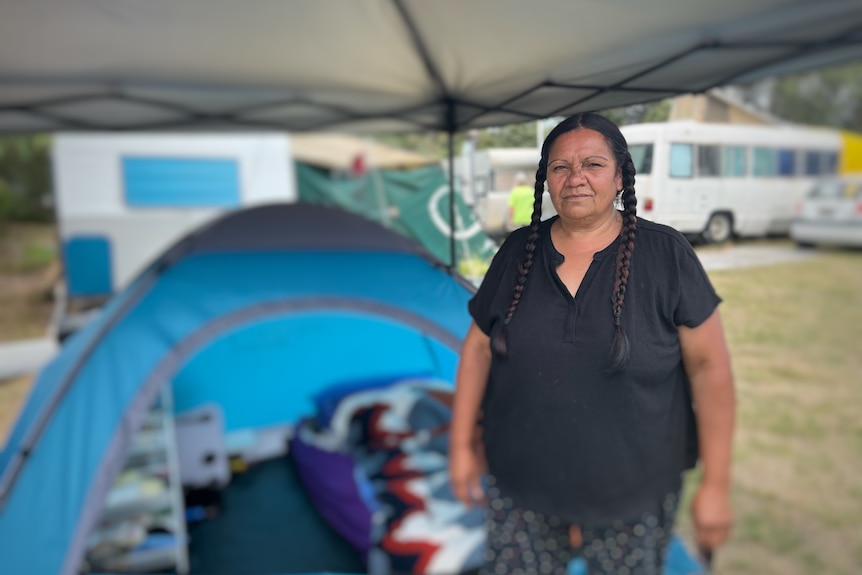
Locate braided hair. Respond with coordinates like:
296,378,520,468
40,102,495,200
491,113,638,372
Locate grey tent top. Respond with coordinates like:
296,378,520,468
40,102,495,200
1,0,861,134
157,203,435,267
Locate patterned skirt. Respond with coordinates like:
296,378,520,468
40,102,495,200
480,476,680,575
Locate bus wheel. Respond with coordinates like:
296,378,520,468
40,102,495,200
703,212,733,244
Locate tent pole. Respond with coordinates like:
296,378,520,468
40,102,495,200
446,100,456,271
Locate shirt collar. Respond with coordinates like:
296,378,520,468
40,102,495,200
542,214,622,264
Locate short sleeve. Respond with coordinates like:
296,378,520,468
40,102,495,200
674,245,722,328
468,231,522,335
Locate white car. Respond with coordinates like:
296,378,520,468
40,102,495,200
791,176,862,248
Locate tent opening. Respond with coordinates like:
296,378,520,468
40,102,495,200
83,309,465,574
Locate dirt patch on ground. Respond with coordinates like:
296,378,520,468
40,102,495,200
0,263,57,341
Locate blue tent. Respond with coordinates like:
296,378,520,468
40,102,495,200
0,204,475,575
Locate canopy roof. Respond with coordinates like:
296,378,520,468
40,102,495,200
2,0,861,134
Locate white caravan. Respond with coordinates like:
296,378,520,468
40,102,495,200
619,121,842,242
52,132,295,338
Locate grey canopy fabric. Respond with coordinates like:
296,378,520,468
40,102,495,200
2,0,861,134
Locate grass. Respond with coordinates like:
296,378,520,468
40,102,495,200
675,249,862,575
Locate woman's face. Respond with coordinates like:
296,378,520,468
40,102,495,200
546,128,622,225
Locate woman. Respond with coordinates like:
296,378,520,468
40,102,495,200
449,113,735,575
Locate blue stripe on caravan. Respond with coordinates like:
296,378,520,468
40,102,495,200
122,156,240,207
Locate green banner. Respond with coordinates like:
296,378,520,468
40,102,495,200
296,162,497,277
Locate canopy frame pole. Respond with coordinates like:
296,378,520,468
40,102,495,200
392,0,458,272
446,98,457,271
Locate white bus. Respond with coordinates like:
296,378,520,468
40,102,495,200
619,121,843,243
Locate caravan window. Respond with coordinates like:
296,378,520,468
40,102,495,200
753,147,777,177
722,146,746,177
697,145,721,177
669,143,693,178
629,144,653,175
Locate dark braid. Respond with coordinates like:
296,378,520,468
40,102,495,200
491,163,546,357
491,113,639,370
609,152,638,371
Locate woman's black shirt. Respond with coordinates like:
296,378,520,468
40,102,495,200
469,216,721,525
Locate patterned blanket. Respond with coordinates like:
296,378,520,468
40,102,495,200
292,380,485,575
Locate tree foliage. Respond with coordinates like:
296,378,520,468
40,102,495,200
769,62,862,132
374,100,672,159
474,121,539,149
0,135,53,223
374,121,540,159
601,99,672,127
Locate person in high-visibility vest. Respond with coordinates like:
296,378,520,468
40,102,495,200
507,171,535,231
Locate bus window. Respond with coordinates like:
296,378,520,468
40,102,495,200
697,145,721,177
669,143,693,178
805,151,821,175
629,143,653,175
753,147,776,177
803,151,838,175
722,145,746,177
777,149,796,176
